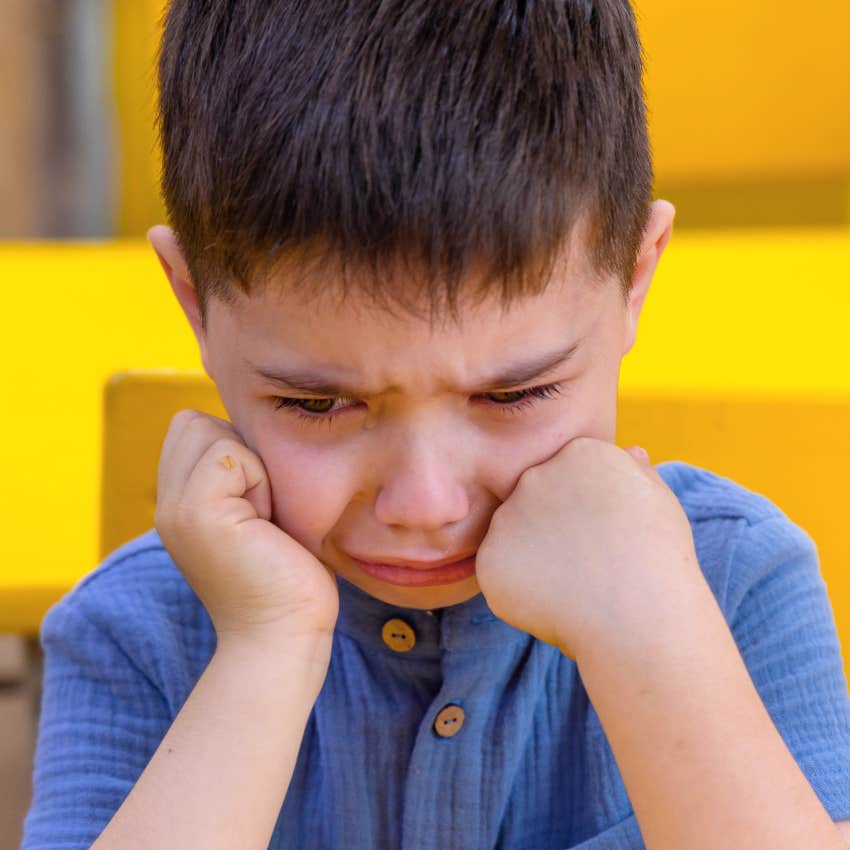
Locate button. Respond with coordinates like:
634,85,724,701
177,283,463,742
381,618,416,652
433,704,465,738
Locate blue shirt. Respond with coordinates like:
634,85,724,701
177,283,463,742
20,461,850,849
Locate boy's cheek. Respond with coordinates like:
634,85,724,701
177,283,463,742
251,417,613,558
257,443,348,542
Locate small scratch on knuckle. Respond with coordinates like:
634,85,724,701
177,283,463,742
218,454,237,471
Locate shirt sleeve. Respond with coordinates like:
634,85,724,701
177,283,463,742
19,593,174,850
724,513,850,821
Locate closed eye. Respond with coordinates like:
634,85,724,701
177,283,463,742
271,382,565,426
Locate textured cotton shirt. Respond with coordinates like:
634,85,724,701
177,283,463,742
20,461,850,849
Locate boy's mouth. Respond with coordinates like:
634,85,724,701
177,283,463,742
348,553,478,587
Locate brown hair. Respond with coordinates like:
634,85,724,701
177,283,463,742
155,0,653,328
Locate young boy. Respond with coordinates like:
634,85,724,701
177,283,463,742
20,2,850,848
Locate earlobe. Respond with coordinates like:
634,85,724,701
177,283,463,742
621,200,676,355
146,225,209,361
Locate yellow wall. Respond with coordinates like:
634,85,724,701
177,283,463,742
1,240,197,592
637,0,850,182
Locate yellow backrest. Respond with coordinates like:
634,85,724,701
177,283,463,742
101,371,227,557
101,371,850,671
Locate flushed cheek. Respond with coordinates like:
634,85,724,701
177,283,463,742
574,400,617,445
519,406,610,462
260,439,352,548
546,379,617,447
251,396,612,551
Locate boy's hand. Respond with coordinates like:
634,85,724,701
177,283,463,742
155,409,339,643
474,437,701,662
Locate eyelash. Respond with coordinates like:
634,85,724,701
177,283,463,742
271,382,565,426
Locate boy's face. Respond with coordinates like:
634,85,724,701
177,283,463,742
149,200,674,611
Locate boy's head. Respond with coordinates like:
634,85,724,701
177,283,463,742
149,0,674,610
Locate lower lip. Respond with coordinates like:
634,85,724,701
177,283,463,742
352,556,477,587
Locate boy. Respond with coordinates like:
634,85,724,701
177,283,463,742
20,1,850,848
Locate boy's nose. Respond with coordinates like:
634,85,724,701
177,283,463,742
373,467,470,530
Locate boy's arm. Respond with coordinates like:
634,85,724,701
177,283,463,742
90,631,331,850
78,408,338,850
573,515,850,850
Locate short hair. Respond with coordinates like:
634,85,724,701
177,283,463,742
155,0,653,328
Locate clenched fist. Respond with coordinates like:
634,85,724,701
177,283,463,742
155,409,340,643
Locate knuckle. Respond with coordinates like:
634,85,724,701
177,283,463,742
519,461,539,481
187,410,229,435
165,409,205,444
514,465,538,492
172,408,202,428
207,435,243,459
188,413,219,436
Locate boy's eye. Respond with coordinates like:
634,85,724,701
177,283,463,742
271,382,565,426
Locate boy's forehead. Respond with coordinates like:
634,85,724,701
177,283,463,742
229,216,603,335
204,219,617,394
223,257,601,348
207,259,615,401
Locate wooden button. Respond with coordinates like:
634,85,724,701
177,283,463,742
381,618,416,652
433,704,465,738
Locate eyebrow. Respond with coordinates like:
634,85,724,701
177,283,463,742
246,338,583,396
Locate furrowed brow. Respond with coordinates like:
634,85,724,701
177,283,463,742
246,338,583,396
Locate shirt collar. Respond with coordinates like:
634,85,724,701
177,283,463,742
334,575,531,658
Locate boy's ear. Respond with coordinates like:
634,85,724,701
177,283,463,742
146,225,211,369
622,199,675,356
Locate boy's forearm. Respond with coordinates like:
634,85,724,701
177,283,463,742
573,585,845,850
91,633,332,850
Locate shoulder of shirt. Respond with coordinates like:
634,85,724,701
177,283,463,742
67,527,189,601
655,459,791,528
38,530,214,709
655,460,820,616
42,528,208,643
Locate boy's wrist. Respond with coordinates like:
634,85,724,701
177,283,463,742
566,545,710,669
214,627,334,689
572,567,720,681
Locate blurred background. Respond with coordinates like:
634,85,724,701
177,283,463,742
1,2,849,847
